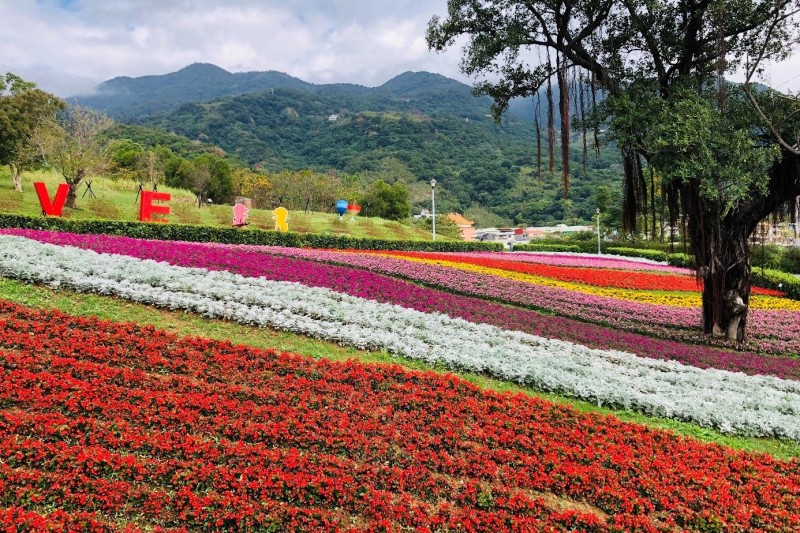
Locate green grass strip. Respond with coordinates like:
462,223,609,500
2,277,799,460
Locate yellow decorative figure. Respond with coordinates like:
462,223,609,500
272,207,289,232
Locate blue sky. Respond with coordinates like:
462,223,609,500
3,0,800,98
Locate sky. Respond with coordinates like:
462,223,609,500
1,0,799,98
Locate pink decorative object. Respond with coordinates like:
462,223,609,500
232,203,249,226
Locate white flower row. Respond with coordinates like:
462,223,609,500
2,235,799,440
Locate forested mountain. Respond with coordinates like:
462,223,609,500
78,64,623,226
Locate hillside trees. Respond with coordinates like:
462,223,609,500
189,153,235,206
0,73,65,191
35,106,112,209
360,180,412,221
428,0,800,341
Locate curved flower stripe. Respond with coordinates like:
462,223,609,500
373,250,786,297
3,228,798,355
1,235,800,440
366,253,800,311
258,246,800,355
4,229,797,380
469,251,692,274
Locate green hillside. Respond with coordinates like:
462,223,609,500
0,169,448,241
76,65,625,227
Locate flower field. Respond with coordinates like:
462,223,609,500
0,229,799,530
1,302,799,531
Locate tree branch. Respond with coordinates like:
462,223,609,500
743,12,800,155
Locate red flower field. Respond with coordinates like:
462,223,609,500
374,251,785,296
0,300,797,532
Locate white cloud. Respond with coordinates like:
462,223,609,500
0,0,468,96
0,0,797,99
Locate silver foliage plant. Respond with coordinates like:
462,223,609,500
1,235,798,440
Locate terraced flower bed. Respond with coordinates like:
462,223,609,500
1,234,799,439
0,302,798,532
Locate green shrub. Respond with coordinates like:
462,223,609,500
512,243,581,252
0,213,502,252
605,247,668,262
667,253,693,268
751,268,800,300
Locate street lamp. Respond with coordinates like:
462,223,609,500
430,179,437,241
596,208,601,255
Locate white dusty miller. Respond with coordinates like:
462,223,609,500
1,235,799,440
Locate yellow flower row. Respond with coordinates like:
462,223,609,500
373,253,800,311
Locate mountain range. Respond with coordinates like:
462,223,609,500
72,63,621,226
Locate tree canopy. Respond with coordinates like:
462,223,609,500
0,73,65,191
428,0,800,341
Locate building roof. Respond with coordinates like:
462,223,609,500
447,213,474,227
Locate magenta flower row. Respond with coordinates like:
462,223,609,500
461,252,692,274
4,229,798,379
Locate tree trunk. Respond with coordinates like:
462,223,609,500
65,170,85,209
66,183,79,209
699,227,751,342
687,152,800,342
9,164,22,192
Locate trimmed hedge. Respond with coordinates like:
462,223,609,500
752,268,800,300
0,213,503,252
511,243,581,252
666,253,693,269
605,247,669,262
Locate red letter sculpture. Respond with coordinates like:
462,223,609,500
139,191,171,222
34,182,69,216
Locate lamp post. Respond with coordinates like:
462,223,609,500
430,179,437,241
596,208,601,255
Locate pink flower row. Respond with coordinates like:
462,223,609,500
3,229,799,377
463,252,692,274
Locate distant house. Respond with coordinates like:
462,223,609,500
328,114,340,121
525,224,594,239
447,213,476,241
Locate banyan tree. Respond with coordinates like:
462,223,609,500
428,0,800,341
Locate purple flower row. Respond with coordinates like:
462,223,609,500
262,246,800,353
463,252,691,274
4,228,799,379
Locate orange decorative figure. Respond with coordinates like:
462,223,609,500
232,202,249,226
139,191,171,222
272,207,289,232
34,182,69,216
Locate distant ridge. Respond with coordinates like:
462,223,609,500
72,64,487,120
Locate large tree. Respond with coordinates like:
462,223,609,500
428,0,800,341
0,73,65,191
35,106,112,209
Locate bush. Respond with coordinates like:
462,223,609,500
667,253,693,268
512,243,581,252
752,268,800,300
359,181,411,221
605,247,668,262
0,213,502,252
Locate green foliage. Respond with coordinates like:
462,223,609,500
649,92,778,217
360,180,411,221
0,74,65,187
666,253,693,268
0,213,503,252
511,243,580,252
191,153,235,204
411,215,462,240
749,244,800,274
605,247,668,262
751,268,800,300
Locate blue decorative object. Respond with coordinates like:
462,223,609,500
335,199,348,218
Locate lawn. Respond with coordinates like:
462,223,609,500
0,169,443,241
